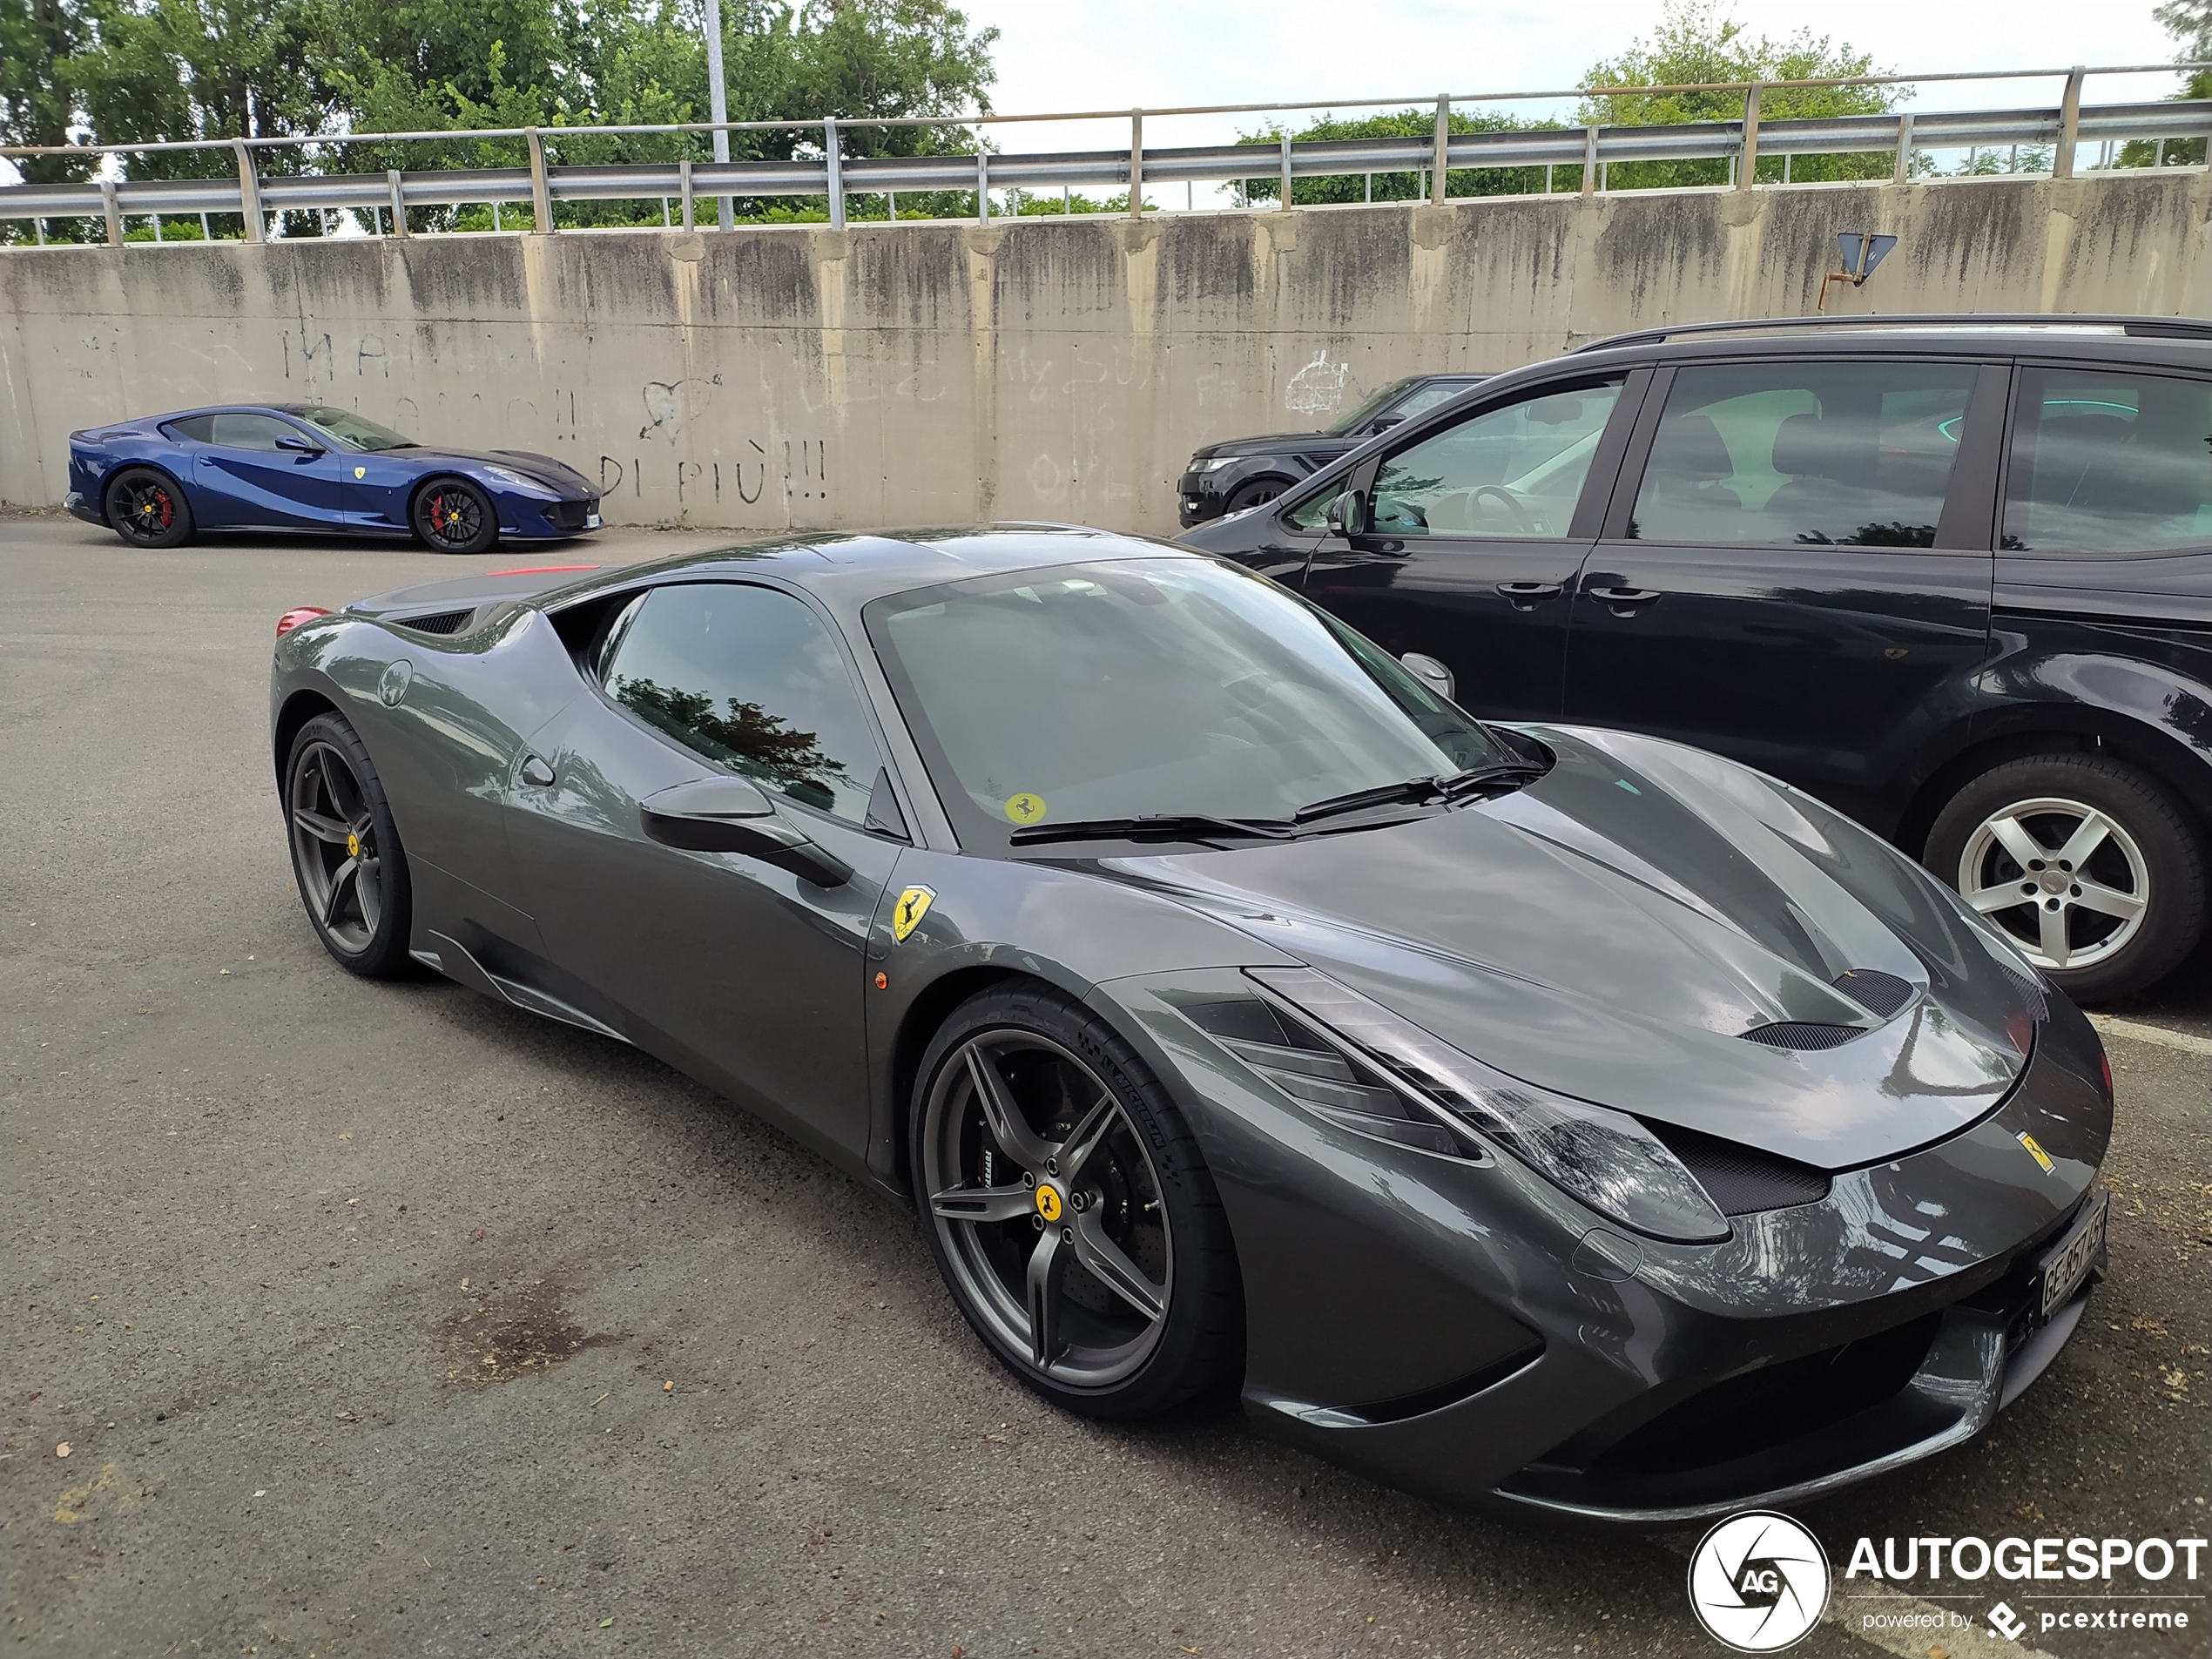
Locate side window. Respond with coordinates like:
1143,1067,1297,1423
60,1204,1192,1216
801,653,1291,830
2004,368,2212,554
1385,378,1478,423
1629,361,1977,547
598,583,882,824
163,415,217,442
206,412,305,450
1368,381,1622,539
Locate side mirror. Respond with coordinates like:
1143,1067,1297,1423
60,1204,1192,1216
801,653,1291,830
274,433,323,455
1369,413,1405,433
639,775,853,887
1324,489,1367,538
1400,651,1455,702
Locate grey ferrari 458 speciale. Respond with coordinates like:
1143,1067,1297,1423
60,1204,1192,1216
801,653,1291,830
270,527,2111,1524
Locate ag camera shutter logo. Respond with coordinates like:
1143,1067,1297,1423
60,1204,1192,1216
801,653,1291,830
1688,1511,1831,1652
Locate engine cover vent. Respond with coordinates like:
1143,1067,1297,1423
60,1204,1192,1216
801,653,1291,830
397,607,475,636
1833,968,1915,1019
1742,1021,1864,1051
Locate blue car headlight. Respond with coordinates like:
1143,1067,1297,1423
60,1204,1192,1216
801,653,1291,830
482,464,559,497
1245,967,1730,1244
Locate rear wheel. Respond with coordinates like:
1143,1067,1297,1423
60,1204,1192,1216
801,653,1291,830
1927,753,2208,1002
105,467,194,548
912,985,1242,1418
411,477,498,554
285,712,415,978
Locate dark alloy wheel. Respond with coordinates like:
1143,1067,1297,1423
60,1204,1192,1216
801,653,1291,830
285,712,415,978
1927,753,2209,1003
412,477,498,554
913,985,1242,1418
1225,477,1291,515
105,466,195,549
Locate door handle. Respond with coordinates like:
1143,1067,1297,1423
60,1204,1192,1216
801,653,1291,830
518,754,556,787
1586,586,1662,606
1494,581,1564,603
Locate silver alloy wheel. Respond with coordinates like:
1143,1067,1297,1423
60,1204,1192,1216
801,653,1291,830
1958,794,2150,972
921,1030,1172,1389
289,739,382,953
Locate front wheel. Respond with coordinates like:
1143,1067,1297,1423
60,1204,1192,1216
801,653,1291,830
105,467,195,548
912,984,1243,1419
1224,477,1291,515
1927,753,2208,1002
411,477,498,554
285,712,415,978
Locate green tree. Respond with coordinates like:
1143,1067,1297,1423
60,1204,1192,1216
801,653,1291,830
2119,0,2209,166
1579,0,1896,189
1233,107,1566,206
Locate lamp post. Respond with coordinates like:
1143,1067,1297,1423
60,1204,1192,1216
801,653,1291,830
704,0,732,231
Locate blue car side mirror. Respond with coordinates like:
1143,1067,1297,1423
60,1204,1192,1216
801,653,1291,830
274,434,322,455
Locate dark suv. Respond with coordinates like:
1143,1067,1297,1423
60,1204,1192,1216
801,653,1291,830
1180,315,2212,1001
1177,373,1486,527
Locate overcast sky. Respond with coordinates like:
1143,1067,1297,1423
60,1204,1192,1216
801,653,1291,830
961,0,2193,158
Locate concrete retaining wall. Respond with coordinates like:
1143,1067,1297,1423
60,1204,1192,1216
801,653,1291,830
3,172,2207,535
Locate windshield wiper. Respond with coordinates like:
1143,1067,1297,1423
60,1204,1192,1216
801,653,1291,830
1292,760,1548,826
1008,813,1298,846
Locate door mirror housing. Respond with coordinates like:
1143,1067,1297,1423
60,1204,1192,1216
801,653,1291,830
1399,651,1455,702
274,433,323,455
1325,489,1367,538
639,775,853,887
1368,413,1405,433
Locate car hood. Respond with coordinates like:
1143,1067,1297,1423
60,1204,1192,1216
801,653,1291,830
1096,726,2046,1170
397,446,594,495
1190,432,1359,462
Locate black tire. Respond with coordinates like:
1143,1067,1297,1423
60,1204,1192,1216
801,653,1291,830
1925,753,2208,1003
411,476,498,554
105,466,195,549
1225,476,1291,515
911,983,1243,1419
284,712,415,979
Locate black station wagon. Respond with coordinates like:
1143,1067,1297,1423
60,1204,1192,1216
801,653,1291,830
1180,315,2212,1001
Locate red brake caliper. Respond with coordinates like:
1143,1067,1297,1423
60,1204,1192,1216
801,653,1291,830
429,495,448,533
157,491,172,528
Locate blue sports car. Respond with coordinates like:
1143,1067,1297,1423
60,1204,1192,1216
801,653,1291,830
64,404,602,554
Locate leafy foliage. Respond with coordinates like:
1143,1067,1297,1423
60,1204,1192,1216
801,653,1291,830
613,674,846,806
1234,108,1569,206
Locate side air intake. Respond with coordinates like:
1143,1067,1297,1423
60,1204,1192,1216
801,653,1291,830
396,607,475,636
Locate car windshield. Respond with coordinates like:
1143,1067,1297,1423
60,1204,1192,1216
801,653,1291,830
294,407,417,452
866,556,1512,848
1325,377,1423,435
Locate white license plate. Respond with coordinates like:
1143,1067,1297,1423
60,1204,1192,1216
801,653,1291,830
583,513,603,530
2035,1190,2107,1323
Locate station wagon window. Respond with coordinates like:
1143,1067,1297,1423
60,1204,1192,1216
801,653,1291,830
597,583,881,824
1628,361,1977,547
202,412,308,451
1366,381,1622,538
2003,368,2212,553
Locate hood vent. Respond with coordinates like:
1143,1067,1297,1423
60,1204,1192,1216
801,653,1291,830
2002,964,2050,1022
1742,1021,1864,1051
1833,968,1914,1019
396,607,475,636
1647,1122,1831,1216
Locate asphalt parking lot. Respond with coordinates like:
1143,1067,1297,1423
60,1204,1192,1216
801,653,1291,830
3,509,2206,1659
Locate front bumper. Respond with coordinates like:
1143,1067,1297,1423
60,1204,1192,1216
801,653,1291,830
1102,968,2112,1527
1177,472,1222,527
500,494,603,539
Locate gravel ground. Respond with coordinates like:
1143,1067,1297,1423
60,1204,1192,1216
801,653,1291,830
3,513,2206,1659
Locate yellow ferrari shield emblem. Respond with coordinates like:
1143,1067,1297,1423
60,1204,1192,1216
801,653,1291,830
2016,1131,2055,1174
353,465,367,480
1035,1184,1063,1223
891,885,935,943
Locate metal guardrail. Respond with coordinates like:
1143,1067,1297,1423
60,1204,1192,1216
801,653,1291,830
3,63,2208,246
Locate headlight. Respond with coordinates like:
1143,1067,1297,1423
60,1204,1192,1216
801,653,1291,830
1191,456,1238,474
1246,967,1730,1243
482,464,558,496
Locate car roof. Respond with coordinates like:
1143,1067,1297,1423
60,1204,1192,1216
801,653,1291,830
1560,314,2212,378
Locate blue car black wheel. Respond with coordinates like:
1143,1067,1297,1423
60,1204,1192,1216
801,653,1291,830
105,466,195,549
412,477,497,555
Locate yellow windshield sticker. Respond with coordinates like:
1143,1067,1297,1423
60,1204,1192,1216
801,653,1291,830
1004,792,1048,825
2016,1131,2055,1174
891,885,935,943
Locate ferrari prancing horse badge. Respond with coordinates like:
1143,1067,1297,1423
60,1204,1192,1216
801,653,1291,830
892,885,936,943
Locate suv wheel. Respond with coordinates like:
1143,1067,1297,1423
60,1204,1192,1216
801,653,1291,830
1926,754,2208,1002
